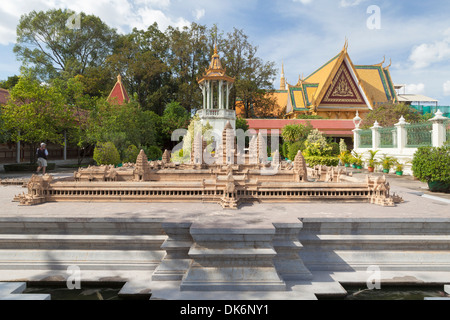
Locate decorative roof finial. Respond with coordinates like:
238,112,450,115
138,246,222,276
117,74,122,83
343,37,348,52
385,58,392,69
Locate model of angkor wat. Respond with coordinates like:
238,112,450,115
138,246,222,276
14,122,402,209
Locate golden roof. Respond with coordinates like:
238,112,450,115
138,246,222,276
198,44,235,84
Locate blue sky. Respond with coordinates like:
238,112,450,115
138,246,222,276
1,0,450,105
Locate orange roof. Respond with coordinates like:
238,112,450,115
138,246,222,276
283,42,398,114
107,74,129,105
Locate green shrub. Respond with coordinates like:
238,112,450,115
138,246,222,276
304,156,339,167
93,142,121,166
288,140,305,161
122,145,140,163
144,145,163,161
328,141,340,156
303,129,332,156
281,141,290,159
412,146,450,185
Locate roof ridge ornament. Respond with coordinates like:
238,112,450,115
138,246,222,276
384,58,392,69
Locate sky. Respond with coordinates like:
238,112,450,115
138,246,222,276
1,0,450,106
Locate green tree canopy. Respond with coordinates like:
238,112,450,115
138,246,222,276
14,9,117,80
0,75,20,90
281,123,313,144
361,103,423,128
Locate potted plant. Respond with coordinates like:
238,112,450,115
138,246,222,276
349,155,357,168
351,151,363,169
381,154,395,174
366,150,379,172
395,161,404,176
338,151,351,167
412,146,450,193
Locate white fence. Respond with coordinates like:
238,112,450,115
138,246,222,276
353,110,449,175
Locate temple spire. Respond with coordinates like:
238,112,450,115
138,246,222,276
280,62,286,90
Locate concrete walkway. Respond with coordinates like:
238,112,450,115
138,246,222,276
0,161,448,300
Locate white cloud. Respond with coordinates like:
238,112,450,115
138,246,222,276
404,83,425,95
409,29,450,69
0,0,194,45
409,41,450,69
293,0,312,4
443,81,450,96
137,7,189,31
134,0,171,9
339,0,366,7
193,8,205,21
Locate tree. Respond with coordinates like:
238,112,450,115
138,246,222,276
0,75,20,90
166,23,210,112
14,9,117,80
361,103,422,128
220,28,277,117
160,101,191,149
236,117,249,132
86,98,158,160
281,123,313,144
105,25,171,114
0,73,75,163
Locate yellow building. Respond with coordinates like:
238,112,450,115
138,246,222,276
238,42,398,120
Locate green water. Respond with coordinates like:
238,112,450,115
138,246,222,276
23,285,122,300
332,285,449,300
22,284,449,300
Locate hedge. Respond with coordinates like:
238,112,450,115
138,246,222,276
304,156,339,167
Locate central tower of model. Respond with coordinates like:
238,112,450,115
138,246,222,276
197,45,236,134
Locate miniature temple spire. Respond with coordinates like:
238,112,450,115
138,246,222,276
162,149,171,164
134,149,150,181
293,150,308,182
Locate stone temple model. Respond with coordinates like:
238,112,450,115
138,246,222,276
14,123,402,208
14,47,402,209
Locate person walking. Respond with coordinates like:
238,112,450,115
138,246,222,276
36,143,49,175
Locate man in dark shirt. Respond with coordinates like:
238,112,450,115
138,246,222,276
36,143,49,174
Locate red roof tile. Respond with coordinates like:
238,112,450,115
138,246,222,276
245,119,355,136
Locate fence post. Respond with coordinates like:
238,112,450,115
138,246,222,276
370,121,381,149
353,128,361,150
429,110,448,147
352,111,362,150
394,116,408,152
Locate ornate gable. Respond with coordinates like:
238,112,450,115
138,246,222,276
320,62,365,106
